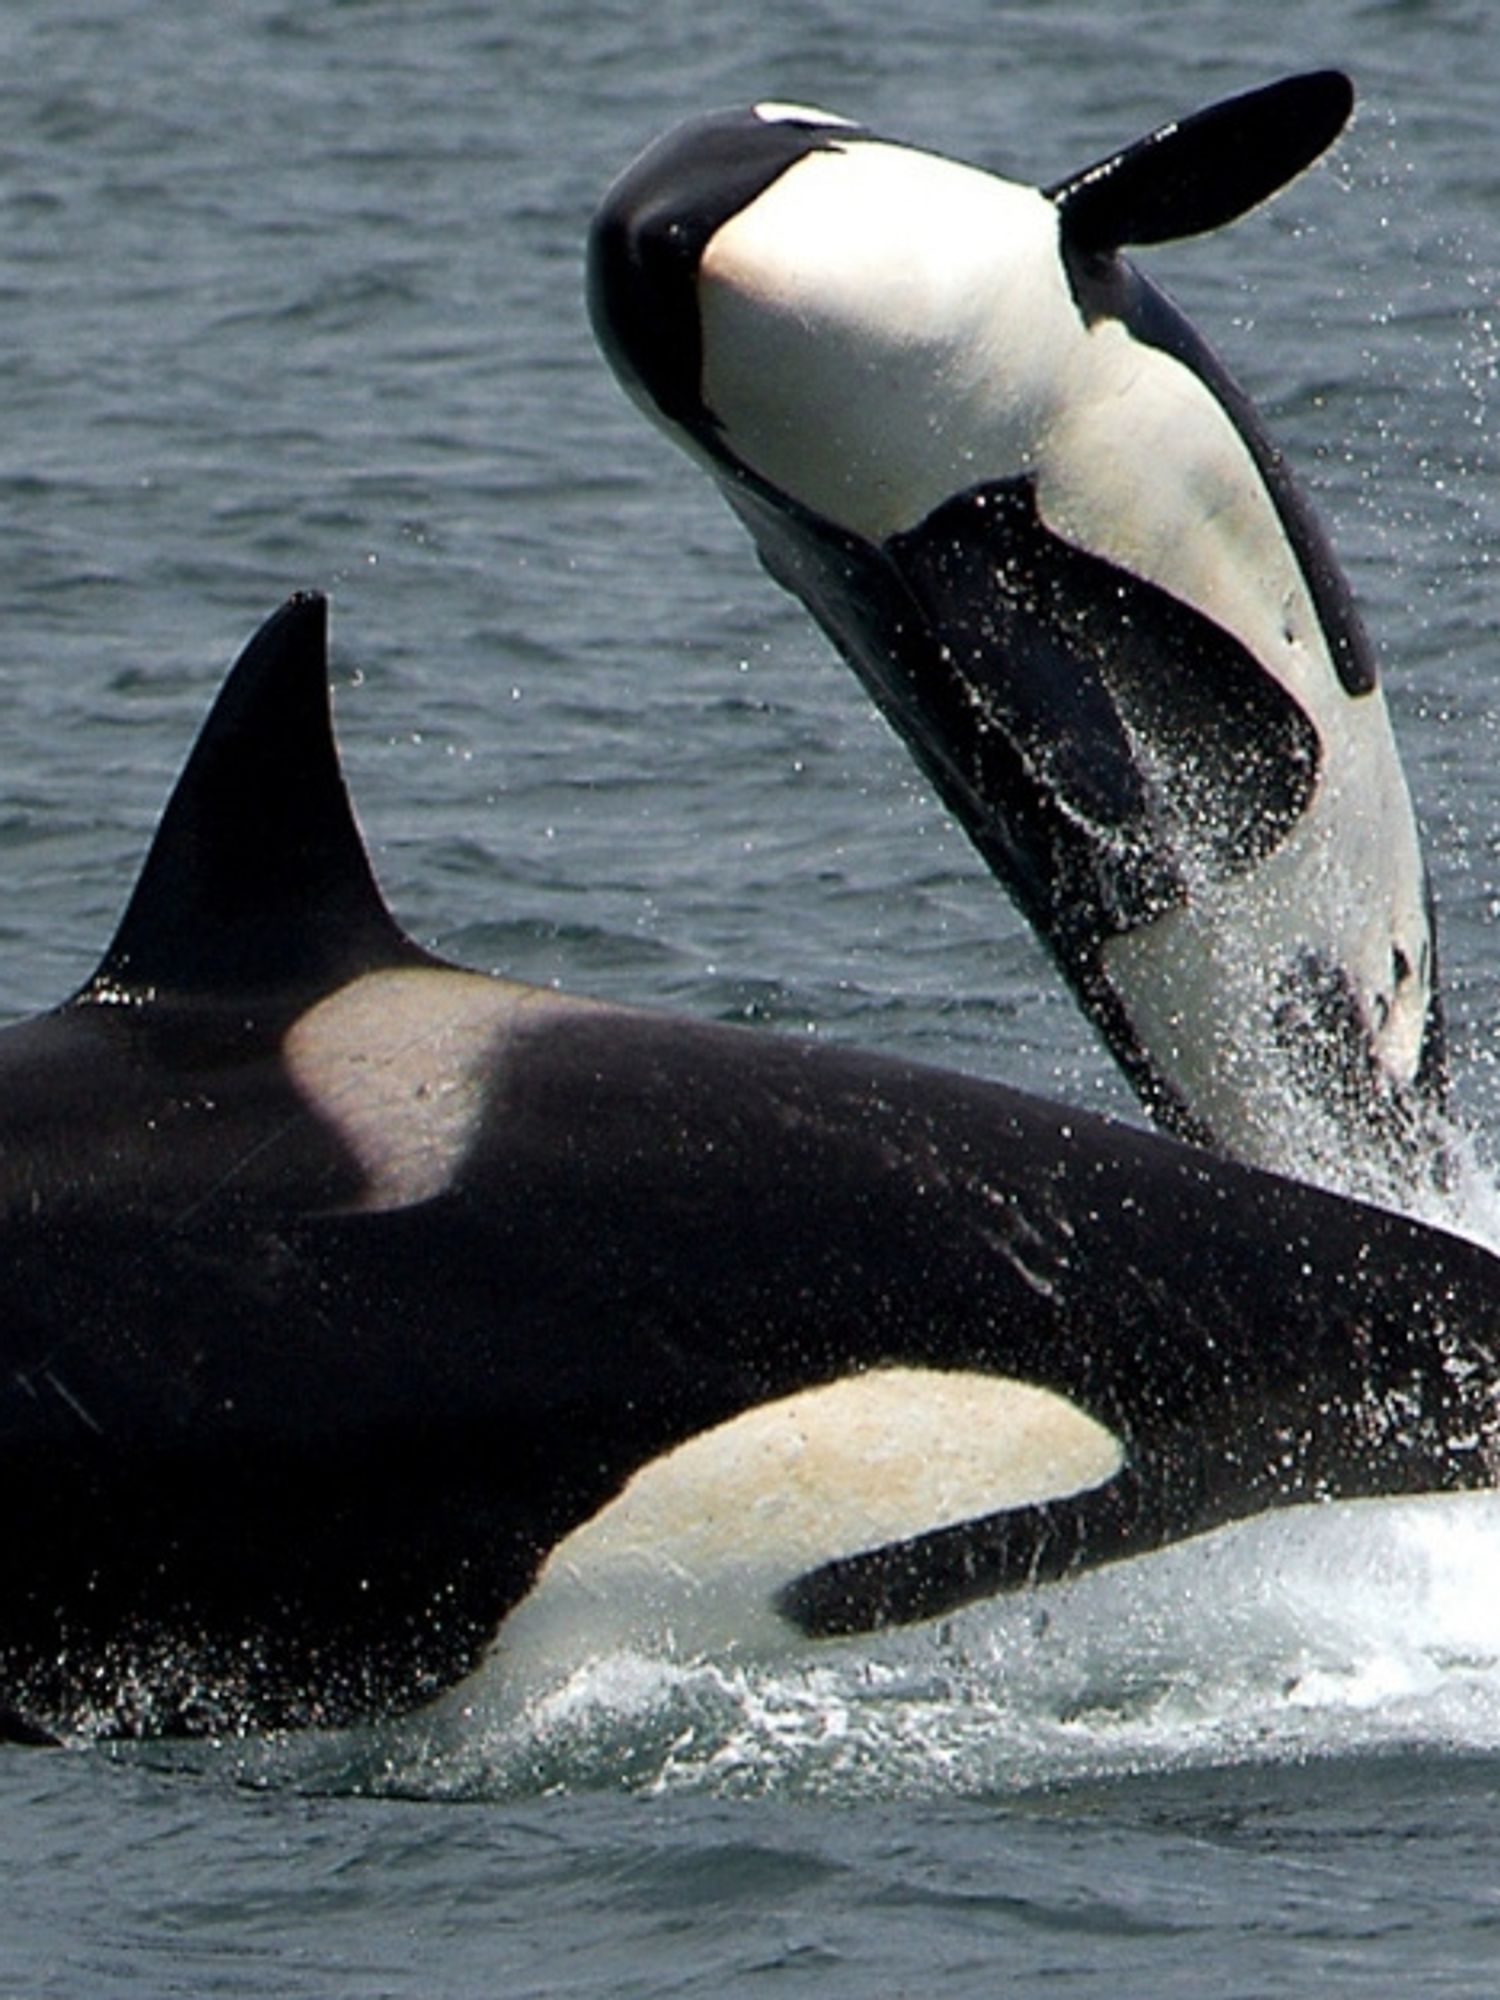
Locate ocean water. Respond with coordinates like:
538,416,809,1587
4,0,1500,1992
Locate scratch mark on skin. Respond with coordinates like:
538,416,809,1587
44,1369,104,1436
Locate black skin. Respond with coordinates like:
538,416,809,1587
0,589,1487,1741
0,993,1496,1738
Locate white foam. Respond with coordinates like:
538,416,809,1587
279,1490,1500,1804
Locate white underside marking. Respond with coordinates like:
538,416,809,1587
702,144,1379,750
281,966,599,1211
697,136,1433,1132
702,145,1067,543
702,144,1325,702
489,1368,1122,1682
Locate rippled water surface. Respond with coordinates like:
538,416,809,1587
6,0,1500,1993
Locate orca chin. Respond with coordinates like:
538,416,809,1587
0,593,1494,1742
588,74,1449,1199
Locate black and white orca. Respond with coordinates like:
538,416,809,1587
587,72,1446,1195
0,594,1494,1741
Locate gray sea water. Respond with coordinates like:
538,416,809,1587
5,0,1500,1993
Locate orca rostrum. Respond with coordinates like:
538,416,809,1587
0,594,1493,1741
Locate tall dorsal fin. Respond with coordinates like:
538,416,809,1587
1048,70,1354,256
79,592,432,1007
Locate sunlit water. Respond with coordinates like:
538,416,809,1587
7,0,1500,1993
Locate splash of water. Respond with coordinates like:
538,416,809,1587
213,1490,1500,1804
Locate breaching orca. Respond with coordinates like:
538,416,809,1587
587,72,1446,1196
0,594,1494,1741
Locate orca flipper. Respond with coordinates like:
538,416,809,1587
884,477,1322,891
1049,70,1354,255
78,593,432,1007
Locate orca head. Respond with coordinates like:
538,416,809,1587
589,100,1070,533
587,103,865,453
588,74,1355,540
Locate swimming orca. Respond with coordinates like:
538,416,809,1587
0,593,1494,1741
587,72,1446,1196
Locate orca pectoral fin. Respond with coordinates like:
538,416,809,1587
722,474,1178,956
884,479,1321,904
776,1468,1167,1638
1049,70,1354,255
